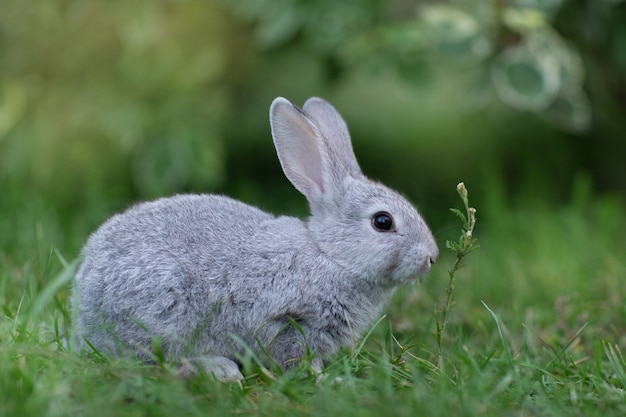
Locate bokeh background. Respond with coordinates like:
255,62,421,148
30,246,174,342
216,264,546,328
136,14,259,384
1,0,625,322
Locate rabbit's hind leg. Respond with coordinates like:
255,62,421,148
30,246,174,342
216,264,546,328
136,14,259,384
179,355,243,381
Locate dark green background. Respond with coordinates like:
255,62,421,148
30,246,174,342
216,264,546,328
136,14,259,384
1,0,625,260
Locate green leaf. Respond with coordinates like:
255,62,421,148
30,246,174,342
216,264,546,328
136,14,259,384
449,208,467,224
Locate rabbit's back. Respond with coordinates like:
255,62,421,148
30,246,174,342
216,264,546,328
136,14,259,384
74,194,274,356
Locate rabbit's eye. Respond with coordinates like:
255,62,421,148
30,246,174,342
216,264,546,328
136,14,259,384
372,211,395,232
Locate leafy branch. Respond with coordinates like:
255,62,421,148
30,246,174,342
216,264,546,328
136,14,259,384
436,182,479,358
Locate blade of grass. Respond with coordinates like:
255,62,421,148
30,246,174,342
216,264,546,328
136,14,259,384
482,300,518,379
29,257,78,322
604,341,626,388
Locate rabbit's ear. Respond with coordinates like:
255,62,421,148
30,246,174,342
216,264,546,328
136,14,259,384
270,97,363,207
270,97,328,203
302,97,361,178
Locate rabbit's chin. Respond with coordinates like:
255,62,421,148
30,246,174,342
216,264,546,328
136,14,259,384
416,273,429,284
406,273,428,285
389,261,433,286
385,272,427,287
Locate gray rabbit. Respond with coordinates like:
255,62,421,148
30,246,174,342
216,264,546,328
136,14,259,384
73,97,439,380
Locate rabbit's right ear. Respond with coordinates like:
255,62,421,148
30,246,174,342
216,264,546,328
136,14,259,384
270,97,330,205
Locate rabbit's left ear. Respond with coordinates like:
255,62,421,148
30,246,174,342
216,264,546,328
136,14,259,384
303,97,361,178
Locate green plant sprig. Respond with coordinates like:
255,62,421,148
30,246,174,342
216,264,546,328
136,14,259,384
436,182,479,359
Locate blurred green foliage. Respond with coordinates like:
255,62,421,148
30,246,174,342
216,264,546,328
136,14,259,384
0,0,625,258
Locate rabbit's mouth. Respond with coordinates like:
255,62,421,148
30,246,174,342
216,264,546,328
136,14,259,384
408,258,436,284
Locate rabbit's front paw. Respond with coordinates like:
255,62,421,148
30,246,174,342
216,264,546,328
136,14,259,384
179,355,243,381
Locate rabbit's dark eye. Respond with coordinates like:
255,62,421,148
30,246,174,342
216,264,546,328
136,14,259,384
372,211,394,232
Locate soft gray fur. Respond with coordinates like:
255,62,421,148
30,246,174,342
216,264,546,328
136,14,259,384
73,97,439,380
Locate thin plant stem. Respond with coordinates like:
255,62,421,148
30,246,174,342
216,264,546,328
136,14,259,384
436,182,479,361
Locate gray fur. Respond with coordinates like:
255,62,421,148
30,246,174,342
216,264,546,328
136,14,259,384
73,97,439,380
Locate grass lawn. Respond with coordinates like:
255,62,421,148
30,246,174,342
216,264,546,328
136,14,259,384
1,183,625,417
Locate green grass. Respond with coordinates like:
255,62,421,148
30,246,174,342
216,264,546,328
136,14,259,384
1,187,626,416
